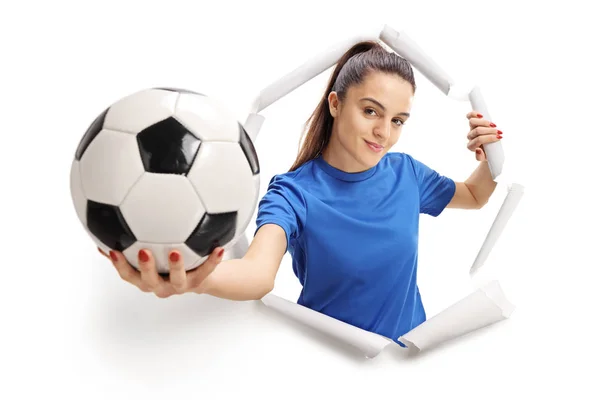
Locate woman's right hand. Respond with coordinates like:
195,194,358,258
98,246,225,298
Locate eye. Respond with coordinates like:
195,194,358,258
365,108,404,126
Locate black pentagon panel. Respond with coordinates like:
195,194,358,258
238,123,260,175
185,212,237,257
86,200,136,252
75,107,108,161
137,117,202,175
154,87,206,96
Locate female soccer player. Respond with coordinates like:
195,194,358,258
102,41,503,344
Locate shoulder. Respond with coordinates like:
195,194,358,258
255,161,313,240
386,151,421,165
382,151,418,175
259,159,317,212
384,151,411,164
265,159,314,193
386,151,437,175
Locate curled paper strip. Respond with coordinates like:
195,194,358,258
261,293,395,358
468,85,505,180
378,24,454,94
398,280,515,352
470,183,525,276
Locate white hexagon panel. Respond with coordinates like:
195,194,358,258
70,86,261,273
102,88,178,134
120,173,206,244
174,92,240,142
78,129,145,206
188,141,261,239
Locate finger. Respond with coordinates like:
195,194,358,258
466,110,486,128
467,111,497,130
467,126,501,141
467,134,502,151
469,119,498,131
188,247,225,288
466,110,482,119
98,247,110,259
475,148,487,161
109,250,145,288
138,249,165,292
168,250,187,293
155,286,177,298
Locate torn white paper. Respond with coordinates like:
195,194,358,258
470,183,525,276
398,280,515,351
260,293,395,358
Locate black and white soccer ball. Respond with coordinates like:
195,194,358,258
69,87,260,274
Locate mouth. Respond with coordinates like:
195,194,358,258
364,139,384,153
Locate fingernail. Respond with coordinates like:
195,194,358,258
169,251,180,262
497,134,502,139
477,113,483,118
109,250,118,262
218,248,225,258
490,122,496,127
138,249,149,262
497,130,503,135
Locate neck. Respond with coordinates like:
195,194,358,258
321,134,367,174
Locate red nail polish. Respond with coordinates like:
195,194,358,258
169,251,180,262
497,135,502,139
497,130,503,135
490,123,496,127
109,251,118,262
477,113,483,118
218,248,225,257
138,249,149,262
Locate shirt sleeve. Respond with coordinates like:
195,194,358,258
407,155,456,217
254,174,307,251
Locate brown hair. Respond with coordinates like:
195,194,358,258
288,40,417,172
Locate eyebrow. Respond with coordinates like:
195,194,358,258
360,97,410,117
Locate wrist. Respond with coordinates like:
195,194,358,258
192,277,212,295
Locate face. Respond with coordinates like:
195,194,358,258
323,71,414,173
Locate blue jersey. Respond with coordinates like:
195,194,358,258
254,152,456,346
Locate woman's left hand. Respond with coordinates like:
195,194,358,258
466,110,503,161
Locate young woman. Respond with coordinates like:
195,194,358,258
102,41,502,344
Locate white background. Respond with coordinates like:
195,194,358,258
2,0,598,398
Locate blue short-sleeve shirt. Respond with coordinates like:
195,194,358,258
254,152,456,346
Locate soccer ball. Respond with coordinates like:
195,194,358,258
69,87,261,274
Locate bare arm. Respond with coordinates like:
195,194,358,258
447,162,497,210
195,223,288,301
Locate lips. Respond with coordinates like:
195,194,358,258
364,139,383,151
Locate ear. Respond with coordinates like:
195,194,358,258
328,91,340,117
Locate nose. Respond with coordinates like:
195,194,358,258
373,121,391,139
